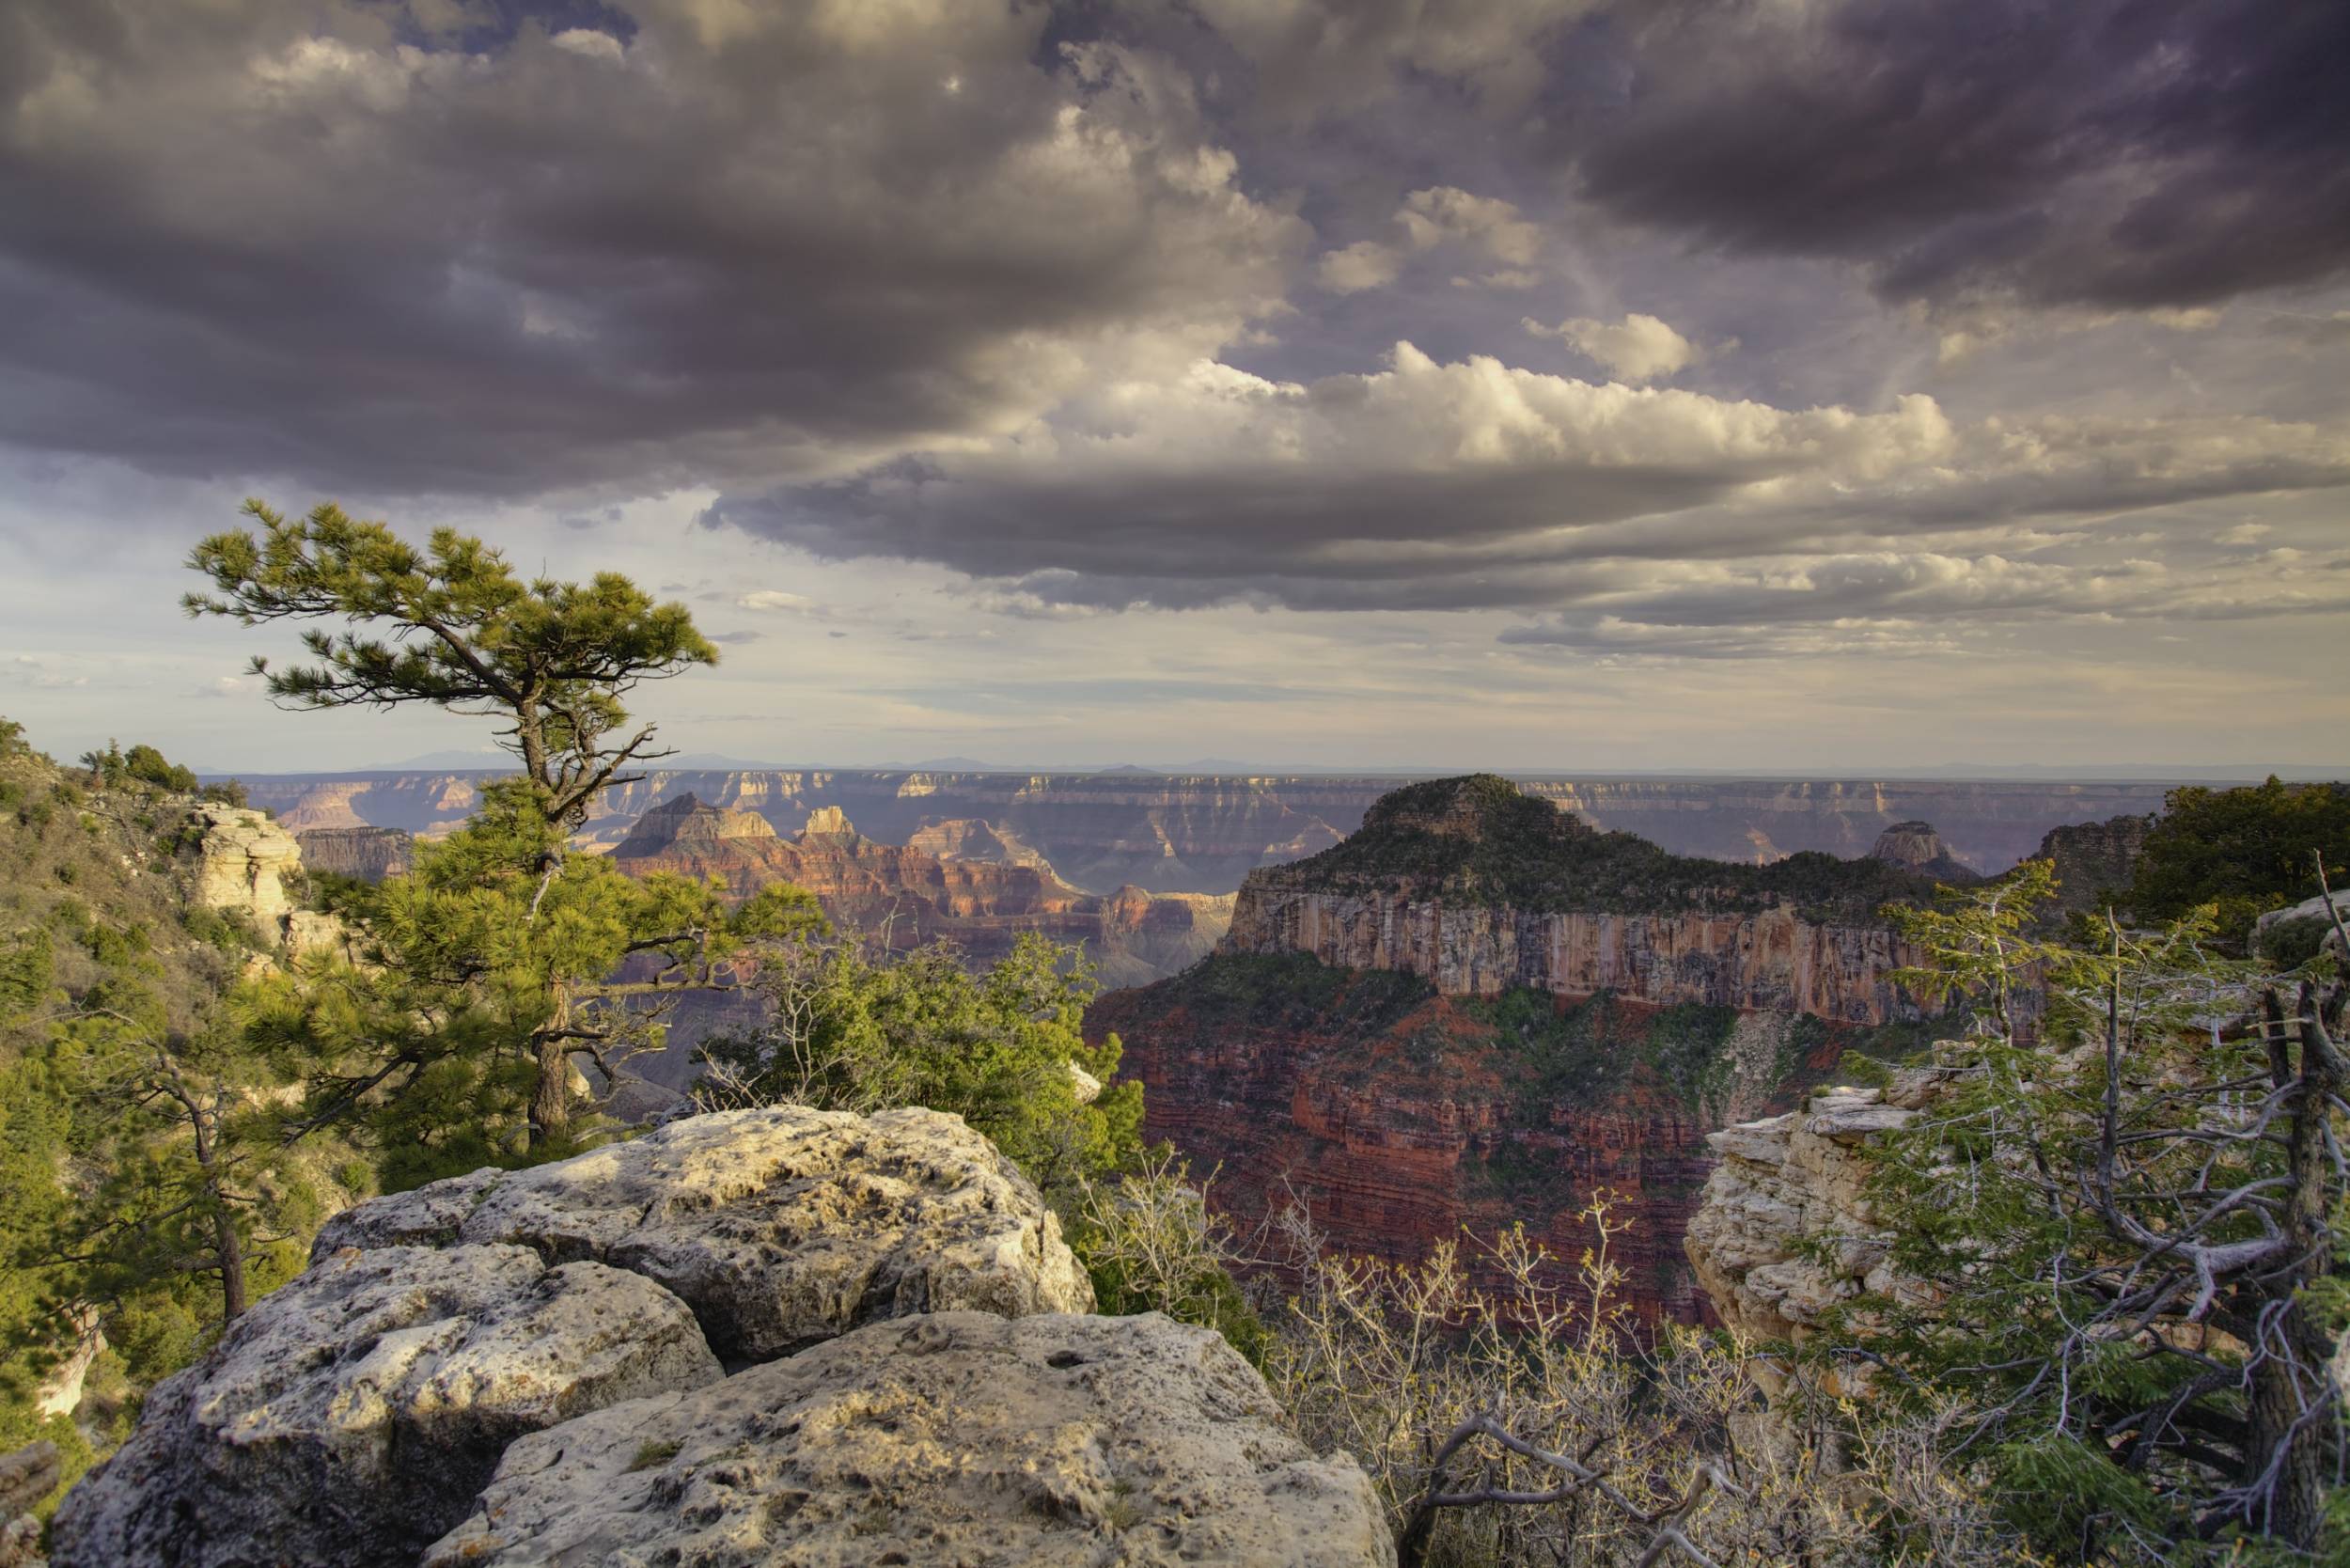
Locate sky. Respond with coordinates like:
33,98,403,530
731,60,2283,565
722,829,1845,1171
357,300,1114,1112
1,0,2346,776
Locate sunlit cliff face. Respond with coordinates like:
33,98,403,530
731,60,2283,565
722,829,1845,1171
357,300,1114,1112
3,0,2347,772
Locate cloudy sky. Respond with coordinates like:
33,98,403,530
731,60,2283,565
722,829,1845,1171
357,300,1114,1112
2,0,2345,775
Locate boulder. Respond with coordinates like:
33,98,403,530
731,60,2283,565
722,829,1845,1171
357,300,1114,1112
426,1309,1396,1568
312,1105,1094,1359
51,1245,721,1568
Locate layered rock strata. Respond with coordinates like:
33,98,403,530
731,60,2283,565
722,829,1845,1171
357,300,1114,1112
1218,776,1942,1027
1224,895,1920,1025
1682,1077,1948,1355
55,1106,1386,1568
1096,777,1950,1324
236,768,2185,892
291,823,414,882
610,794,1231,987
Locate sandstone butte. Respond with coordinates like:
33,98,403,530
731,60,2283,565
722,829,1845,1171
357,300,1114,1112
606,792,1232,988
51,1106,1395,1568
1089,775,1969,1325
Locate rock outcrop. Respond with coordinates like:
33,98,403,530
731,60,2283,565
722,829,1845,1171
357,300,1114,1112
54,1247,722,1568
309,1105,1095,1357
427,1310,1393,1568
181,802,301,931
1866,821,1978,883
2034,812,2154,917
55,1105,1386,1568
1683,1077,1948,1357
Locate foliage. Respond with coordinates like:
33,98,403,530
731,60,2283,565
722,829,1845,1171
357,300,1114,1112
186,500,717,827
1068,1152,1272,1368
1846,862,2350,1559
78,742,198,795
1258,1195,2013,1567
1271,773,1944,920
243,780,813,1182
0,722,352,1520
2125,777,2350,949
694,931,1143,1198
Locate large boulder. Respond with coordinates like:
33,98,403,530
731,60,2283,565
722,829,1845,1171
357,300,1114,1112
312,1105,1094,1358
52,1245,721,1568
426,1309,1396,1568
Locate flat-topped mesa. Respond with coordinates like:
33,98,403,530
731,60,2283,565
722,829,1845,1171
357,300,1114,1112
1222,774,1946,1026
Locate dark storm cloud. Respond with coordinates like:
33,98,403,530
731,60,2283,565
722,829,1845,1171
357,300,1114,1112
0,0,1301,495
1559,0,2350,310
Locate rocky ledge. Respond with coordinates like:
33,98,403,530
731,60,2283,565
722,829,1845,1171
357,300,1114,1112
1683,1076,1950,1368
55,1105,1390,1568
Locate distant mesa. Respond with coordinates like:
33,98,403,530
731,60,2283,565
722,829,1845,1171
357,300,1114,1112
1865,820,1979,882
611,793,776,857
798,805,856,839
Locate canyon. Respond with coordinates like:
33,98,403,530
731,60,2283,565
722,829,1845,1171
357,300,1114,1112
609,794,1231,989
1091,776,1959,1324
235,767,2184,895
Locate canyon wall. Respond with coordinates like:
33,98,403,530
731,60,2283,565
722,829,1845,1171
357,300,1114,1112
232,768,2184,894
1223,892,1919,1025
1092,776,1952,1323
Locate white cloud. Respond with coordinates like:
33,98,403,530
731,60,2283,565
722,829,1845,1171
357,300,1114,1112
1317,240,1404,294
737,589,813,612
1316,186,1542,293
1523,313,1700,384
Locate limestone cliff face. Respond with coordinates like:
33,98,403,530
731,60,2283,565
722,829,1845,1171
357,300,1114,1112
1097,776,1949,1325
1683,1078,1948,1356
291,824,412,883
183,803,302,930
1218,777,1940,1027
1224,892,1922,1025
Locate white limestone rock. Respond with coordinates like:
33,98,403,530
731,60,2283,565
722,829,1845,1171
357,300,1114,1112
426,1309,1396,1568
312,1105,1094,1359
182,803,302,931
1684,1084,1935,1356
50,1245,720,1568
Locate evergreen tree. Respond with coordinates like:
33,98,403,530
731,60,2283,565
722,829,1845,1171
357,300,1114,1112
1847,865,2350,1557
185,500,716,828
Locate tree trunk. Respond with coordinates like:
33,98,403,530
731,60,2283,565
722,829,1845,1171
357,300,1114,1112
2245,985,2342,1548
214,1200,248,1324
529,1033,572,1151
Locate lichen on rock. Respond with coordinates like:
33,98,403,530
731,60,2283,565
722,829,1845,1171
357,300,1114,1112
425,1309,1397,1568
313,1104,1095,1358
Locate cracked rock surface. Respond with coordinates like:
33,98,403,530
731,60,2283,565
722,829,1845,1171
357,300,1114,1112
426,1309,1396,1568
51,1244,720,1568
55,1107,1387,1568
312,1105,1094,1358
